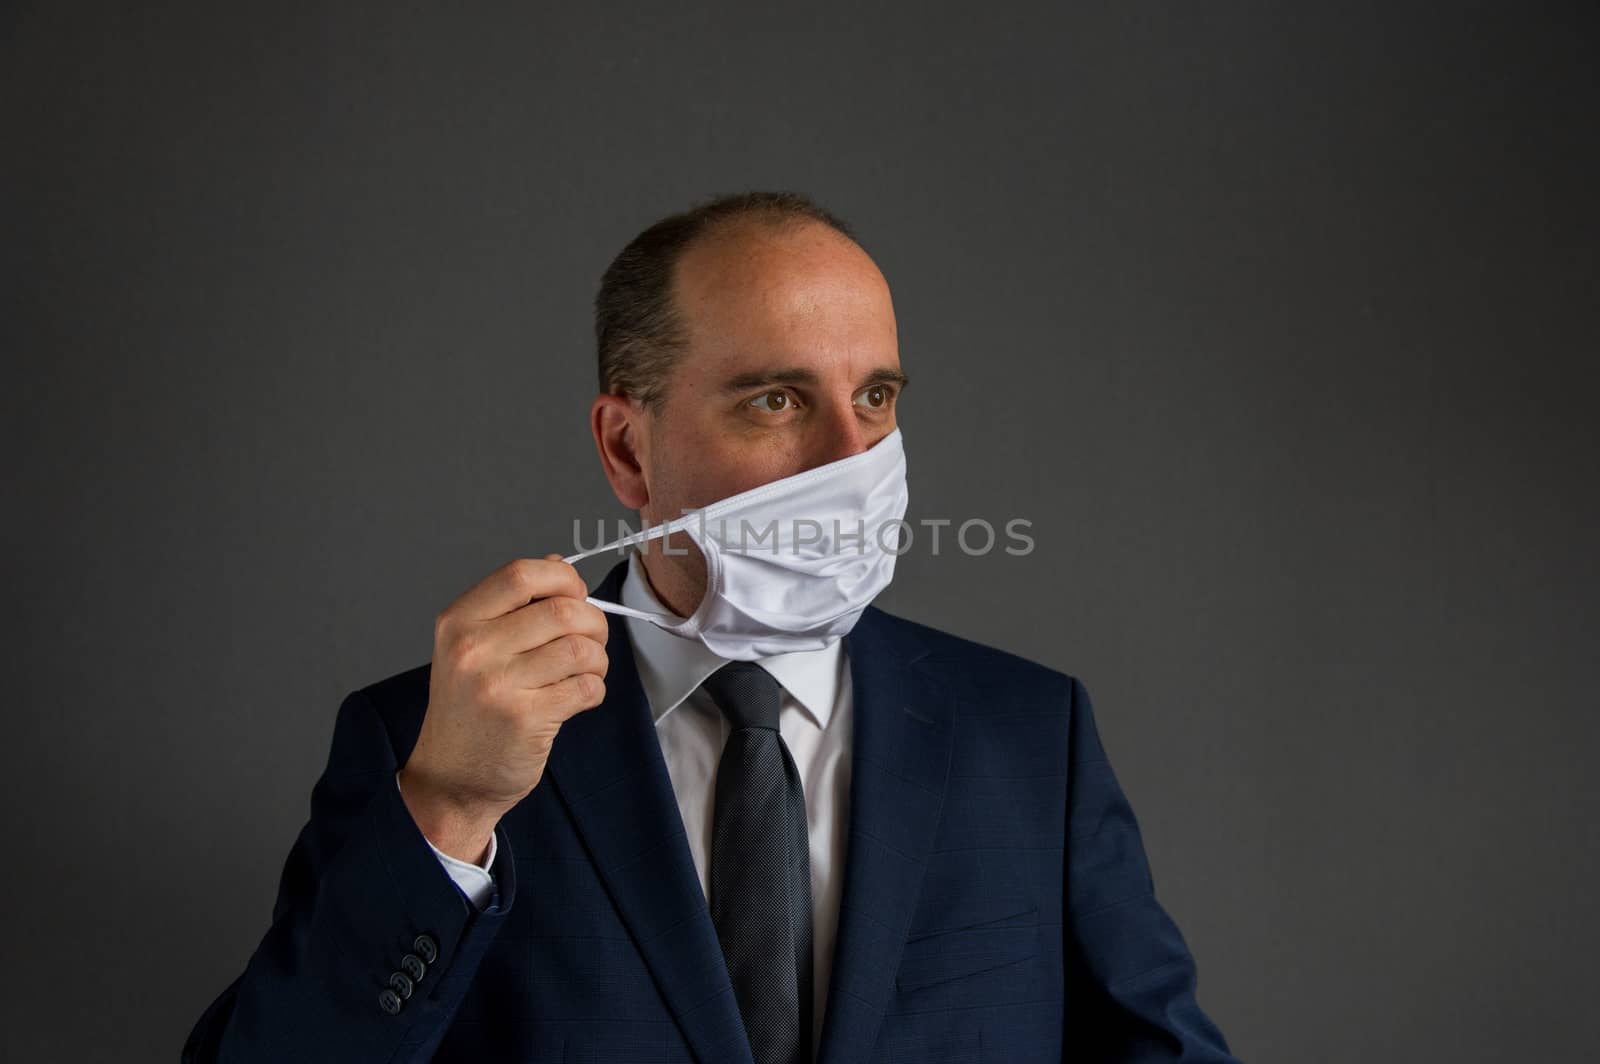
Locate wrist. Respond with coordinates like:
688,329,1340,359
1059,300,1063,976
396,766,500,865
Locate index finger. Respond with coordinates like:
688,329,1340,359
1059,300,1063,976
452,555,588,622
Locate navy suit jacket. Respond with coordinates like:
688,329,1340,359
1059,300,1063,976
184,558,1240,1062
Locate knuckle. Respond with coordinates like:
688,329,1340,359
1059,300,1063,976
562,633,586,666
524,728,555,758
451,629,484,668
505,557,536,592
547,594,577,627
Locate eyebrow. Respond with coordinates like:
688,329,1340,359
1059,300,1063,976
718,365,911,394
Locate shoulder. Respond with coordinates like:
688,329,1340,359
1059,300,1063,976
860,605,1078,710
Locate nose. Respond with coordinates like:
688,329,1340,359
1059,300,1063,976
805,399,874,469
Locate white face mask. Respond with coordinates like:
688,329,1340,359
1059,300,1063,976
563,427,910,660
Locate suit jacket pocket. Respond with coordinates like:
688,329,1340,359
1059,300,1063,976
895,900,1041,993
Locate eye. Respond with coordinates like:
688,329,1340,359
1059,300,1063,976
748,390,796,412
855,384,896,409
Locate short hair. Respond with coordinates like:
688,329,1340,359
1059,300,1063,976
594,190,861,410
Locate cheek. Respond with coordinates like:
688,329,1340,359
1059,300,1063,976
645,449,727,521
648,417,796,515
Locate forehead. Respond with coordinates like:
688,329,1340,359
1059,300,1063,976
671,219,897,362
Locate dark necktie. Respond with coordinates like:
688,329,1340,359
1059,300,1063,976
701,661,814,1064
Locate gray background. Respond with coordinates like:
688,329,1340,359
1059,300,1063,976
4,3,1596,1061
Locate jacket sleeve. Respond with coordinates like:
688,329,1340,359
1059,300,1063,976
1061,675,1243,1062
181,687,520,1063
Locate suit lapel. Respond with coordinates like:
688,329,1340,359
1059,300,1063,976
545,559,756,1064
815,606,956,1064
546,560,956,1064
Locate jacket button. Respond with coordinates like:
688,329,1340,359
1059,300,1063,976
413,933,439,964
388,971,414,1000
377,988,403,1015
400,953,426,982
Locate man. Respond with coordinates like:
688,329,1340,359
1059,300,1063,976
183,191,1241,1062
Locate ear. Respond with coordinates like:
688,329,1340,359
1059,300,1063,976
591,393,650,510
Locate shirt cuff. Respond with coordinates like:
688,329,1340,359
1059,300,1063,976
394,772,499,910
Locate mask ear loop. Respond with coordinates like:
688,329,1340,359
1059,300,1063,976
561,511,702,624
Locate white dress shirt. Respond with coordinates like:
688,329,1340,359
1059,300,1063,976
412,551,853,1054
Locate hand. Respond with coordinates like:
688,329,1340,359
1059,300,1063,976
398,554,608,862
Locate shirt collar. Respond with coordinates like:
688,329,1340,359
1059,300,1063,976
619,550,844,730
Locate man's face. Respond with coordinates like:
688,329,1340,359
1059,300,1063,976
603,218,905,617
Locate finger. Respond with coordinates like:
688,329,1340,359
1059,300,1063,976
506,632,609,692
477,593,609,658
449,557,587,623
538,671,607,722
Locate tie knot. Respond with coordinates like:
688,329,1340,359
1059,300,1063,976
701,661,782,732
